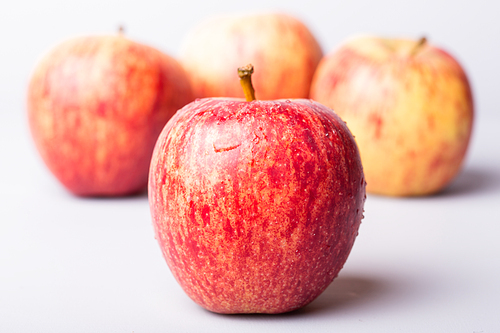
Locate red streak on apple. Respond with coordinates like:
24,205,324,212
149,97,365,314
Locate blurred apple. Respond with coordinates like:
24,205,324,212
310,36,474,196
149,65,365,314
179,12,323,100
27,32,193,196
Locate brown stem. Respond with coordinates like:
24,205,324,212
410,36,427,57
118,25,125,35
238,64,256,102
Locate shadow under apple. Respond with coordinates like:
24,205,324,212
437,165,500,197
366,165,500,200
217,272,408,319
294,273,394,316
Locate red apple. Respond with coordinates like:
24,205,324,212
179,12,323,100
310,36,474,196
27,32,193,196
149,65,365,314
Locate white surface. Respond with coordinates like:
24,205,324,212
1,0,500,332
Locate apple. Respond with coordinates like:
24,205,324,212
149,65,365,314
179,12,323,100
310,36,474,196
27,32,193,196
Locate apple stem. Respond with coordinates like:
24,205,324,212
118,25,125,35
238,64,256,102
410,37,427,57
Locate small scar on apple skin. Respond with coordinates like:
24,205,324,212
213,143,241,153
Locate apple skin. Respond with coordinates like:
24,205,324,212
27,34,193,196
149,98,365,314
310,36,474,196
179,13,323,100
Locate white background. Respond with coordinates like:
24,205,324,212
1,0,499,332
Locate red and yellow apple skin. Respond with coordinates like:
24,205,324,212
149,98,365,314
179,13,323,100
27,35,193,196
310,36,474,196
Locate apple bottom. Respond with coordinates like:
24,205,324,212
162,229,356,314
31,119,157,197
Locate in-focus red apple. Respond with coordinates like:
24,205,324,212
149,65,365,314
179,12,323,100
310,36,474,196
27,32,193,196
